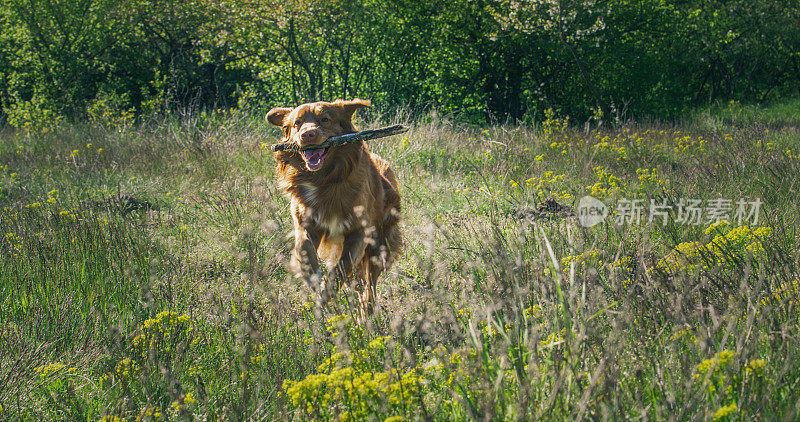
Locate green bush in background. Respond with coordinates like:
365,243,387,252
0,0,798,125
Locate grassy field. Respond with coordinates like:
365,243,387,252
1,100,799,421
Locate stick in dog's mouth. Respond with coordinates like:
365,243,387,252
272,125,408,153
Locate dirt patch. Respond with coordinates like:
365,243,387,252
512,199,575,221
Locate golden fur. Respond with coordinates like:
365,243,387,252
267,99,402,315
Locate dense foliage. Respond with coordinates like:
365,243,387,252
0,0,798,125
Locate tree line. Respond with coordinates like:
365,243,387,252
0,0,798,127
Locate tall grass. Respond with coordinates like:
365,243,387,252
1,103,799,420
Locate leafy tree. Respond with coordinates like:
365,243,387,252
0,0,797,126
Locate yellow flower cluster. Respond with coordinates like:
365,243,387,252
744,359,767,377
695,350,736,397
592,135,628,161
712,403,737,421
441,348,480,389
758,279,800,309
674,135,707,157
34,362,75,378
250,343,269,364
539,329,565,349
481,321,500,337
658,223,772,273
783,148,800,160
283,365,420,420
549,140,570,155
707,226,772,257
115,358,137,378
170,393,197,411
541,108,569,140
137,406,162,421
46,189,59,204
326,314,348,329
657,241,702,273
524,171,572,201
586,166,620,198
560,248,601,268
696,350,735,379
756,140,775,152
325,313,364,337
5,170,20,186
5,232,22,255
284,335,472,420
669,327,698,344
607,256,633,287
523,304,542,319
368,336,391,350
704,220,729,235
636,168,669,193
55,209,73,220
132,311,194,357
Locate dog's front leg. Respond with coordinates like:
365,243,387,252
321,231,365,304
290,226,323,290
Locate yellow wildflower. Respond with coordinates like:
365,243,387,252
34,362,66,378
137,406,162,421
712,403,737,421
744,359,767,376
695,350,735,379
705,220,730,235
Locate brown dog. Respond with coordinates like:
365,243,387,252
267,99,402,315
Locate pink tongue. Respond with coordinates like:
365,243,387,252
301,148,326,167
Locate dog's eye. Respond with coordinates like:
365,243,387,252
320,117,329,123
294,121,302,127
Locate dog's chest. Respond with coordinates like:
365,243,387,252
299,183,319,205
297,183,355,238
317,216,351,238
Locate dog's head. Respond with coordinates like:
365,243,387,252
267,99,371,172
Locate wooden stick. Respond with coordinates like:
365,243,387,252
272,124,409,152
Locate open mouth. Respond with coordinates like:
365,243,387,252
300,147,329,171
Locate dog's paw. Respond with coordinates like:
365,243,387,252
307,271,322,289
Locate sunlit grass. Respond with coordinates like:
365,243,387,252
1,102,799,420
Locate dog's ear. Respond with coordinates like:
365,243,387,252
266,107,292,127
334,99,371,117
